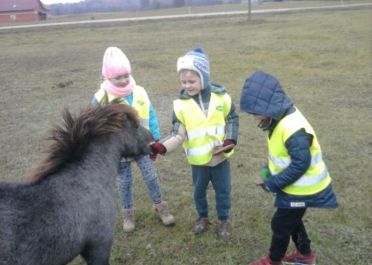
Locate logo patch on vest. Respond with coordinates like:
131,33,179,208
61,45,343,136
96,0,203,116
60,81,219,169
290,202,306,207
136,100,145,106
216,105,223,112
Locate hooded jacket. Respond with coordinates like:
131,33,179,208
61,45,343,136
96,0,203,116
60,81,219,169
240,71,338,209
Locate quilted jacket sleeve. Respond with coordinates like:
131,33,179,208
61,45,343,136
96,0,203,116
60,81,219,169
265,129,313,192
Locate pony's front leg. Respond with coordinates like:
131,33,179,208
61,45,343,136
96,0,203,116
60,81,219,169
81,243,112,265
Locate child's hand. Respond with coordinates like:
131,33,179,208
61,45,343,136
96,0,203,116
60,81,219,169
259,165,271,181
255,178,270,192
150,141,167,155
222,139,235,153
213,140,235,155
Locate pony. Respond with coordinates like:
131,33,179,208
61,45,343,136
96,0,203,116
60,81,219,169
0,103,154,265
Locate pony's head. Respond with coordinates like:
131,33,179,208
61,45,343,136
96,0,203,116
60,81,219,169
28,103,154,182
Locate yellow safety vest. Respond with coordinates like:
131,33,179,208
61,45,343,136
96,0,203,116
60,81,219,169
94,86,150,129
268,109,331,195
174,92,233,165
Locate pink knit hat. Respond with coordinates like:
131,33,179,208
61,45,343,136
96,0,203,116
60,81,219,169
101,47,135,97
102,47,131,79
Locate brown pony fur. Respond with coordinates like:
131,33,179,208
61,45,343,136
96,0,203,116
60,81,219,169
28,103,139,183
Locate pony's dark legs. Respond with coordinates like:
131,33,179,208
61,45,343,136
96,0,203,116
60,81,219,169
81,242,112,265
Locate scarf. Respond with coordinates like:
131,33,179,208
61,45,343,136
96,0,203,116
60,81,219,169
101,75,136,97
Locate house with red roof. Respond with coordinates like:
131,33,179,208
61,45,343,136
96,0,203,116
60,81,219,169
0,0,47,23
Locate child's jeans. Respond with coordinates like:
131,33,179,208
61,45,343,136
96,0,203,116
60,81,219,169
118,155,162,209
191,159,231,221
269,208,312,262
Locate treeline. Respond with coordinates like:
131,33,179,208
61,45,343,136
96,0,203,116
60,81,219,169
47,0,243,15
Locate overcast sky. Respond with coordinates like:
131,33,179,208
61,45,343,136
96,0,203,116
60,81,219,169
40,0,84,5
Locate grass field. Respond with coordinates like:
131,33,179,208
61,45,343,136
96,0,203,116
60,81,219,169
0,1,371,264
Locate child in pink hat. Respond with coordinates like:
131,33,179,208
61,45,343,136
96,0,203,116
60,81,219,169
91,47,175,232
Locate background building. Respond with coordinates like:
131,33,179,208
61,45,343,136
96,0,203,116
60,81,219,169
0,0,47,23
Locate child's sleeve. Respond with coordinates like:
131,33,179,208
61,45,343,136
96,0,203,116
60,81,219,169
160,112,186,153
224,102,239,143
149,104,161,140
90,96,99,105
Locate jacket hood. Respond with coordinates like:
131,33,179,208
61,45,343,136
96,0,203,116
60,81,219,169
240,71,293,121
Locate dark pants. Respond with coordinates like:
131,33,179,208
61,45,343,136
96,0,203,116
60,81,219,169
269,208,312,262
191,160,231,221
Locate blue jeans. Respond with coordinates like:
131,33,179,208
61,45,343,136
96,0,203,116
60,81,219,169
191,159,231,221
118,155,162,209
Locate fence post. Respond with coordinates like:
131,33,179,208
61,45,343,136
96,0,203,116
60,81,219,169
248,0,251,21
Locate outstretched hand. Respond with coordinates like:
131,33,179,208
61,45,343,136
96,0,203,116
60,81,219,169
150,141,167,161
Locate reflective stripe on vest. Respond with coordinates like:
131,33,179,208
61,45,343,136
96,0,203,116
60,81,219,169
94,86,150,129
174,92,233,165
269,152,324,170
185,140,221,156
268,109,331,195
187,125,226,140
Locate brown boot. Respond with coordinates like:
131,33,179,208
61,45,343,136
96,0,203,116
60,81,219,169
193,217,210,234
217,219,231,240
153,201,175,226
122,208,135,233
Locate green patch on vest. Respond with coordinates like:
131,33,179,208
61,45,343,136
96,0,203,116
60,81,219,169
137,100,145,106
216,105,224,112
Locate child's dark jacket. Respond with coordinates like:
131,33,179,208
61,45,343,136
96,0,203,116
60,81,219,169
240,71,338,209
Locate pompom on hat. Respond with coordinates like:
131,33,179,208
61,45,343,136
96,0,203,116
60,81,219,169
177,47,210,90
101,47,135,97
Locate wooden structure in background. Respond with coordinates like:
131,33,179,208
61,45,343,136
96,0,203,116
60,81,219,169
0,0,47,23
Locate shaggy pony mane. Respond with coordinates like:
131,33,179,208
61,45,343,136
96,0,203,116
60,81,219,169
28,103,139,182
